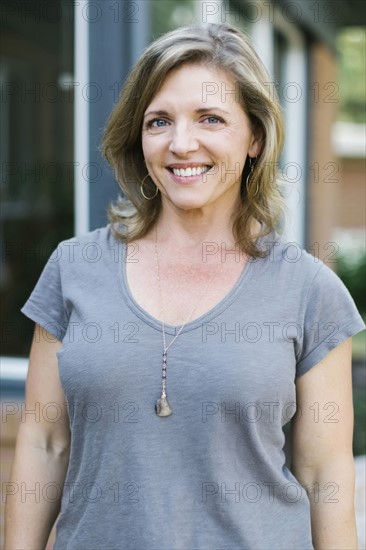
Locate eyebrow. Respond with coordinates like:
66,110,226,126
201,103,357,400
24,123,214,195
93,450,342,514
196,107,230,115
143,110,169,119
143,107,230,118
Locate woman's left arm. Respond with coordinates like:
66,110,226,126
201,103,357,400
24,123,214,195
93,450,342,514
292,338,358,550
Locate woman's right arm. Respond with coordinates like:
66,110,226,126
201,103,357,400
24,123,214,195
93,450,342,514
4,324,71,549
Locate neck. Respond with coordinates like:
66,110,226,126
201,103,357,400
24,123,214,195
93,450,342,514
154,204,238,250
153,207,260,253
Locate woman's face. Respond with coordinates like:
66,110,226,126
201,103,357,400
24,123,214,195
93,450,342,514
141,63,261,216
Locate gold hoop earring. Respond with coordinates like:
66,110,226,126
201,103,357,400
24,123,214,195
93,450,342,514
140,174,158,200
246,156,259,195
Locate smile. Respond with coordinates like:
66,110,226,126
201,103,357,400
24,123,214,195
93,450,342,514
169,165,212,177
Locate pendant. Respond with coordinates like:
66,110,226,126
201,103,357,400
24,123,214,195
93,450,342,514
156,394,173,416
156,350,173,416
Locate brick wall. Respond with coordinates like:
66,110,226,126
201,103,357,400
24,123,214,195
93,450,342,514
307,41,340,259
337,157,366,228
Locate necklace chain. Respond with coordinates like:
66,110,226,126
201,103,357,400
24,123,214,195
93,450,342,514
154,227,222,416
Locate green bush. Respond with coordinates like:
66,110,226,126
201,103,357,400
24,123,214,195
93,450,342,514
353,387,366,456
336,253,366,316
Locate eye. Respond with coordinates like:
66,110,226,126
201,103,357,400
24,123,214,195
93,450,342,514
203,115,224,124
147,118,168,128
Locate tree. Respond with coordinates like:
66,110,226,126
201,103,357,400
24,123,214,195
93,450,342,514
337,28,366,123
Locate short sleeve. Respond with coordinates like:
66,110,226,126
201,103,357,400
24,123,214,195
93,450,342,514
21,247,69,341
296,263,365,377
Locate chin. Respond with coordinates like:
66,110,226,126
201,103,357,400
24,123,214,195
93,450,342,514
169,198,208,211
163,191,206,210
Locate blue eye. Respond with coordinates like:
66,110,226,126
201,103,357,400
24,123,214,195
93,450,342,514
149,119,167,128
203,115,224,124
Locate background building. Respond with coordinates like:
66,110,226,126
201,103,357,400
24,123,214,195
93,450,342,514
1,0,365,546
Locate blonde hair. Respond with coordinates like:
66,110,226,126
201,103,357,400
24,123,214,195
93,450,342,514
102,23,285,258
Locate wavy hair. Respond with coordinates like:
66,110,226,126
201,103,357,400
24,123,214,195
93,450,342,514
101,23,285,258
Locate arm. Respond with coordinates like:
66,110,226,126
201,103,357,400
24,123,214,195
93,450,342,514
292,338,358,550
4,324,71,549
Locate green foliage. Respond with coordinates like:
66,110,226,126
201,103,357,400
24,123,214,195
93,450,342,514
336,253,366,316
337,28,366,123
335,252,365,456
353,386,366,456
151,0,196,37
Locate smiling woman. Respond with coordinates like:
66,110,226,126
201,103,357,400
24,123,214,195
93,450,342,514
102,22,284,258
141,64,260,218
6,22,365,550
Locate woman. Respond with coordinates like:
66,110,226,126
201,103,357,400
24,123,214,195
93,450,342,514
5,23,364,549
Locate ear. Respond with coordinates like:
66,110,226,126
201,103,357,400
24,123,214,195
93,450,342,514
248,125,263,158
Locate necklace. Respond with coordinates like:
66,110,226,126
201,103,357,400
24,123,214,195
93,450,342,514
154,228,222,417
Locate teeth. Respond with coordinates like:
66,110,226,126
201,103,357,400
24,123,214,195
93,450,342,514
172,166,211,177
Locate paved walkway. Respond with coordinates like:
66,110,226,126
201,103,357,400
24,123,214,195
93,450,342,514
355,455,366,550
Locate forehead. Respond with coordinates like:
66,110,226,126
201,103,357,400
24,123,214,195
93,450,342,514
145,63,241,110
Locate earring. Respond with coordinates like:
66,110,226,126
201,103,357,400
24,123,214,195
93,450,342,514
140,174,158,200
246,156,259,196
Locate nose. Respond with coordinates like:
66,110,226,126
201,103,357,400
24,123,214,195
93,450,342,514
168,122,199,156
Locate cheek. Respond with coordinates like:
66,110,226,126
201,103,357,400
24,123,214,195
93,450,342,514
142,135,165,159
234,131,253,158
141,135,149,157
141,145,156,172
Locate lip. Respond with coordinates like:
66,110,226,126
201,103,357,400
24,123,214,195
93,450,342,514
165,165,215,183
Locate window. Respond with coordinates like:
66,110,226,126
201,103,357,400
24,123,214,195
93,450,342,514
1,0,74,356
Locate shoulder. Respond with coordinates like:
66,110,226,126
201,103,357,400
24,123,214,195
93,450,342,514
260,234,365,377
257,231,362,318
58,224,114,249
258,231,327,291
42,225,125,284
53,225,120,267
272,233,347,290
268,232,322,270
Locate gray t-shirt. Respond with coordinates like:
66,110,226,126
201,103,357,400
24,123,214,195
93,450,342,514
22,225,365,550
